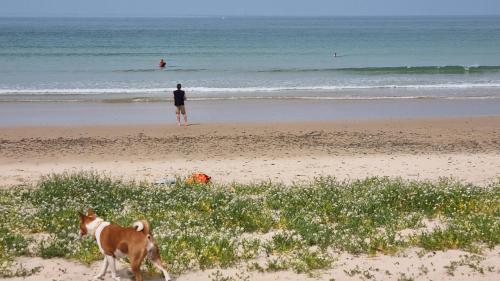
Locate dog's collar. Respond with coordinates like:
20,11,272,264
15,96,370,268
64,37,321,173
94,219,109,235
94,220,111,254
86,217,104,237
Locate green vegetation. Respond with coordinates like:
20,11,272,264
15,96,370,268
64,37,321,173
0,172,498,277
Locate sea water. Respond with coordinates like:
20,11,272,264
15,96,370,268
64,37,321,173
1,16,500,101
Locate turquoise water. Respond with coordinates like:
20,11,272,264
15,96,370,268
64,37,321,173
1,16,500,100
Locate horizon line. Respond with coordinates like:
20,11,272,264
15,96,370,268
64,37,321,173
1,14,500,18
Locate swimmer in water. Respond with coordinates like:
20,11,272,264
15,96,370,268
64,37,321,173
159,59,166,68
333,52,337,58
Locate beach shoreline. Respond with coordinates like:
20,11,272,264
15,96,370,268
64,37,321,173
2,97,500,127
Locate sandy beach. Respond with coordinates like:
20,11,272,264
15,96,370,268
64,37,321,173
1,116,499,186
1,116,500,281
5,246,500,281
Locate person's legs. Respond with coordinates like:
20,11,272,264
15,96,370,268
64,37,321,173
180,106,187,126
175,106,181,126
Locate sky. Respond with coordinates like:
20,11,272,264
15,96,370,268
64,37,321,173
1,0,500,17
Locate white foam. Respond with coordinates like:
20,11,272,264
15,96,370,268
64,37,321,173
0,88,167,95
185,83,500,92
187,95,500,101
1,83,500,95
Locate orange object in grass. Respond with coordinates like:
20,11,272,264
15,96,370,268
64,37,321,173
186,173,211,184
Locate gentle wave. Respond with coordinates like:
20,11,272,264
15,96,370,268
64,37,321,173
2,83,500,95
4,96,500,104
187,96,500,101
187,83,500,92
260,65,500,74
0,88,167,95
0,52,161,57
3,63,499,75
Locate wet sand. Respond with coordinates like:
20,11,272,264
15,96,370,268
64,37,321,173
2,98,500,127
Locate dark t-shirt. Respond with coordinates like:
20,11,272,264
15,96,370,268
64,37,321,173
173,90,185,106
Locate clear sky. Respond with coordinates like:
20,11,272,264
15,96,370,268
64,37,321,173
1,0,500,17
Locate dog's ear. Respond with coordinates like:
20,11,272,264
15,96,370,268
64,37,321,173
87,208,96,219
78,211,85,221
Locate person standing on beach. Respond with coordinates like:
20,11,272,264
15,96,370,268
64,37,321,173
173,83,188,127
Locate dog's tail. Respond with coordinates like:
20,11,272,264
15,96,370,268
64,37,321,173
132,220,150,237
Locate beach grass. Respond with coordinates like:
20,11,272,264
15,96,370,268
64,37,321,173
0,172,499,277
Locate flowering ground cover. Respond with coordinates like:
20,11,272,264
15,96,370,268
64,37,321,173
0,172,498,278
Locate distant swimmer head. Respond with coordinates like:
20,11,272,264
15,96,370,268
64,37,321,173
159,59,166,67
177,83,182,90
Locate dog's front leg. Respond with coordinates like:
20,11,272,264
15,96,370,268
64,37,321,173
152,259,172,281
94,256,109,279
106,255,120,281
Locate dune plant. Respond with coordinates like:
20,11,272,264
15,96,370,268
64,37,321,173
0,172,498,276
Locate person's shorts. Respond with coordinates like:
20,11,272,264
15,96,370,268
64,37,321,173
175,105,186,114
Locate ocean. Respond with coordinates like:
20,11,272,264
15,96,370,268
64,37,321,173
1,16,500,102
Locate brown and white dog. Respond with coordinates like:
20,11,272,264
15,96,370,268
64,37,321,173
78,208,171,281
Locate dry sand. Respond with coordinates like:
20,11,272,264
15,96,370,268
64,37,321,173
5,247,500,281
1,116,499,280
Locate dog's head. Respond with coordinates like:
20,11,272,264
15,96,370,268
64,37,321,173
78,208,97,237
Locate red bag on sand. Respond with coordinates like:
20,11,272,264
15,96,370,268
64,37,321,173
186,173,211,184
